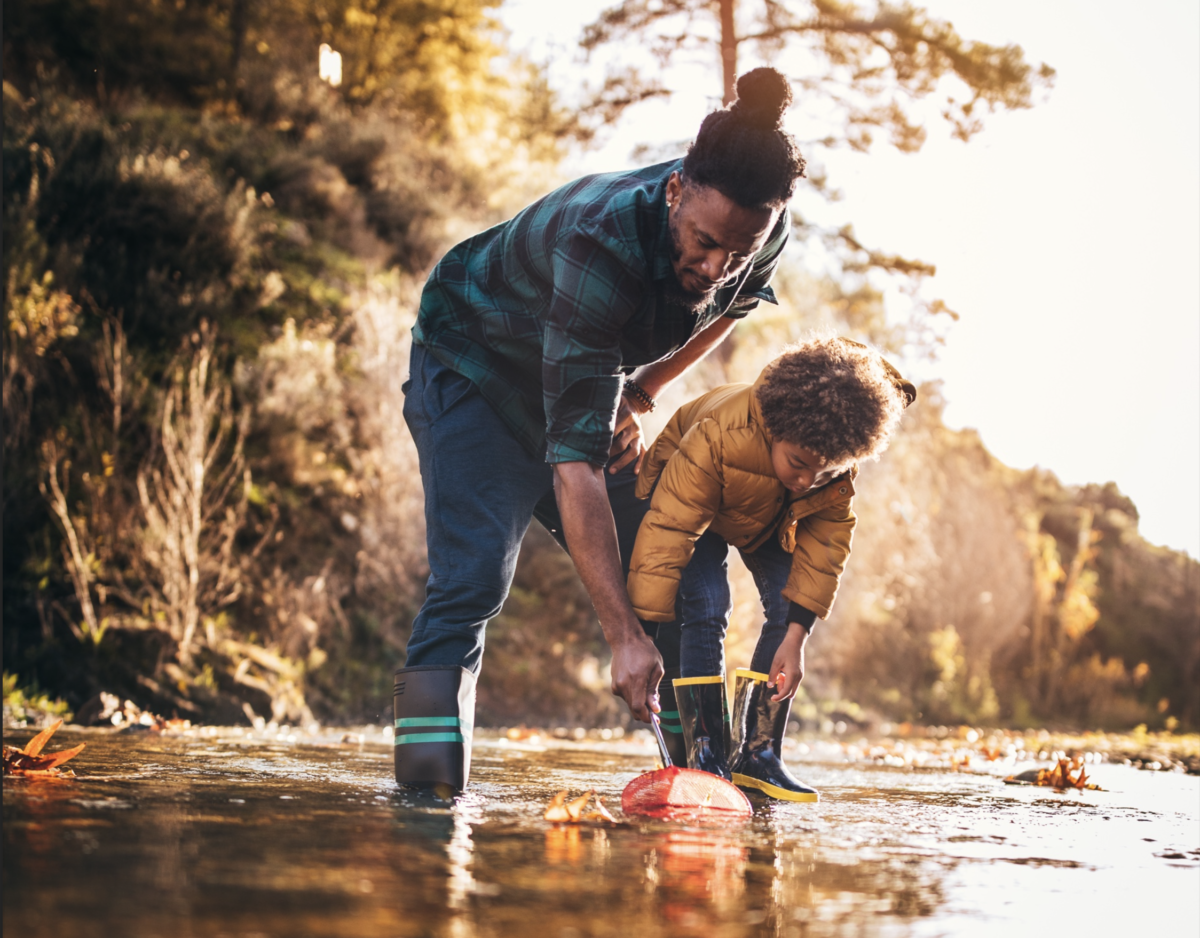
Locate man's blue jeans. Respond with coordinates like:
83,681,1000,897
401,344,651,674
677,529,794,678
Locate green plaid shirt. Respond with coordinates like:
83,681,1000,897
412,159,788,465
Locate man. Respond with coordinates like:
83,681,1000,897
393,67,807,791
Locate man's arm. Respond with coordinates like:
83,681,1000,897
634,314,738,399
609,315,739,472
552,461,663,723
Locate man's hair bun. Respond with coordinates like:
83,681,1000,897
683,65,804,209
731,67,793,129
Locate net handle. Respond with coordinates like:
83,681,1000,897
650,712,673,768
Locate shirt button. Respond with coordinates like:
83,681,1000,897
839,486,847,494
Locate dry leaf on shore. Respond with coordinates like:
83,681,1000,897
1004,758,1103,791
3,720,85,777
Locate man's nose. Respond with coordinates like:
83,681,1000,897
702,249,733,281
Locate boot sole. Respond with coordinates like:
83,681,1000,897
733,772,820,803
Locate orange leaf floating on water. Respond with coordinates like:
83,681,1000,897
544,789,617,824
544,791,566,825
3,720,86,777
1005,758,1103,791
586,795,617,823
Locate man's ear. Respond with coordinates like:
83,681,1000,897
666,172,682,210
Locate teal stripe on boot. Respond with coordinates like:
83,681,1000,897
395,731,465,746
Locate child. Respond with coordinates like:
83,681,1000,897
627,336,914,801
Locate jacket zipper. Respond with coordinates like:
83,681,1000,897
746,495,792,552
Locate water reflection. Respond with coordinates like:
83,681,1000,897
3,729,1197,938
527,807,945,935
645,829,749,927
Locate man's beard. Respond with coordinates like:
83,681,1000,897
661,211,716,315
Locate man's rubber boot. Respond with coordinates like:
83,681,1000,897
672,675,732,779
393,665,475,792
730,668,818,802
656,668,688,768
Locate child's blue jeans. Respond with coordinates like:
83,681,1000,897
677,529,795,677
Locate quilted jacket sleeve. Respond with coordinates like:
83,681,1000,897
627,420,725,621
781,500,856,619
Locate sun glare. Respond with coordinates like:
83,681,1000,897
318,43,343,87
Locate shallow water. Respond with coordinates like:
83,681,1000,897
4,727,1198,937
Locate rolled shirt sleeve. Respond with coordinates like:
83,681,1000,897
542,226,646,466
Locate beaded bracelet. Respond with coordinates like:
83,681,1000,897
622,379,657,414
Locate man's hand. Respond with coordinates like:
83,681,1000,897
608,316,740,476
553,461,663,721
608,396,646,474
767,622,808,702
610,629,664,723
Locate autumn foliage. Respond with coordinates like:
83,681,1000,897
3,0,1195,734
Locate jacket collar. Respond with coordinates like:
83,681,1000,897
749,368,773,443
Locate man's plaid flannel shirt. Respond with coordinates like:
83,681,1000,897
412,159,789,466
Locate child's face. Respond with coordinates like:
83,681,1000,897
771,440,846,495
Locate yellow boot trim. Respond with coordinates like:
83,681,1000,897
734,668,768,682
672,675,725,686
733,773,820,803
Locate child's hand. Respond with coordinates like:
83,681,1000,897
767,622,808,702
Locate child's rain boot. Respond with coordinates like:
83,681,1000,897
393,665,475,792
656,668,688,768
730,668,818,802
672,675,732,779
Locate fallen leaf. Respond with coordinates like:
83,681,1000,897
544,790,571,822
3,720,85,777
1004,758,1103,791
565,790,592,821
544,789,616,824
586,796,617,823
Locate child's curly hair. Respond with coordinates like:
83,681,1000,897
756,336,914,465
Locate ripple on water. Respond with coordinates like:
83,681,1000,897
2,728,1196,938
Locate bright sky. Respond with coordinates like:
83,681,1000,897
499,0,1200,557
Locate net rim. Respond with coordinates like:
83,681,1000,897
620,765,753,819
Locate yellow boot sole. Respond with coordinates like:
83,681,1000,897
733,772,820,803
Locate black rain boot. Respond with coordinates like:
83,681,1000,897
730,668,818,802
393,665,476,792
672,675,732,779
656,668,689,768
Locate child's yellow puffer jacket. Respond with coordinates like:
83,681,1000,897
628,371,856,623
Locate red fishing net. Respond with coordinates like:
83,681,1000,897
621,766,752,820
